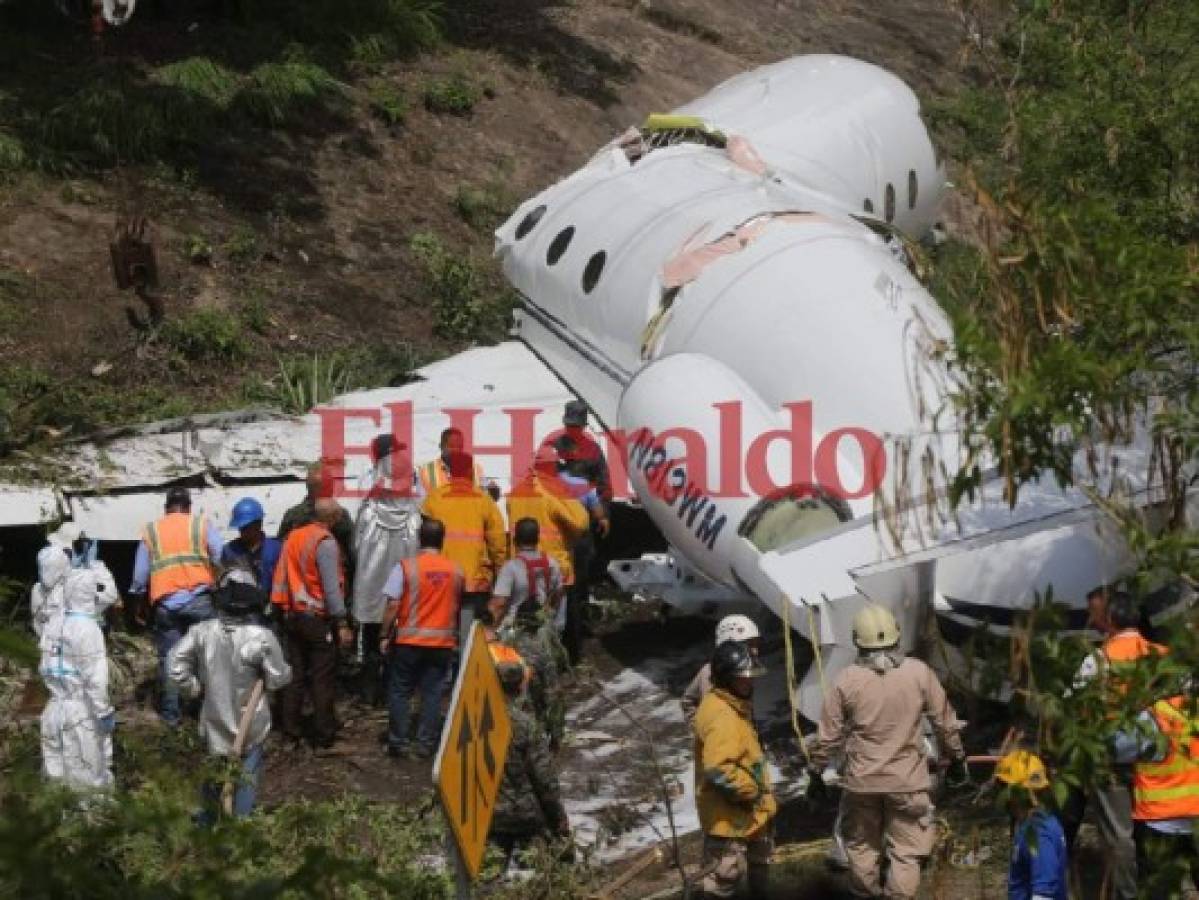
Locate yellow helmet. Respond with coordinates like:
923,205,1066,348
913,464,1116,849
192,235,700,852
995,751,1049,791
852,605,900,649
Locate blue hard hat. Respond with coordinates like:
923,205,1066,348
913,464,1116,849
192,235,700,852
229,497,265,530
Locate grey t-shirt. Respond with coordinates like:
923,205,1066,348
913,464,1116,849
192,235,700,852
315,538,346,618
493,550,563,614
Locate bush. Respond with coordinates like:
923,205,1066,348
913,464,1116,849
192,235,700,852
237,61,343,128
161,308,249,363
0,132,25,173
154,57,239,109
409,231,486,340
272,352,357,413
184,233,214,266
224,225,260,265
366,80,407,126
238,292,272,335
286,0,442,60
453,181,513,232
422,74,482,116
38,80,181,169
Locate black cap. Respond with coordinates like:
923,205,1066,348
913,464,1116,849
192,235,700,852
165,486,191,509
563,400,588,426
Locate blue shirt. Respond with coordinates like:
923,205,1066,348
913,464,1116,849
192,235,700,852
129,520,225,611
220,536,282,592
557,471,600,512
1009,809,1068,900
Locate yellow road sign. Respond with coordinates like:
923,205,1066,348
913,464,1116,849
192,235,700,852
434,623,512,880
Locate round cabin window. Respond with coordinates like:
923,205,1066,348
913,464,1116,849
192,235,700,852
515,204,547,240
582,251,606,294
546,227,575,266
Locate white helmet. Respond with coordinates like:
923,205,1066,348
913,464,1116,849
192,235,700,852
715,614,760,646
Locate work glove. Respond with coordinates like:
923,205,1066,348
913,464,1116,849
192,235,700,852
806,767,827,803
945,758,972,789
97,712,117,735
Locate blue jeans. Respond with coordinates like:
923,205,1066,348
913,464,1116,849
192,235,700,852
153,595,216,725
197,743,265,825
387,644,453,753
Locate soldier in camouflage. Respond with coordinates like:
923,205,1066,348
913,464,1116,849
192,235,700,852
491,657,572,863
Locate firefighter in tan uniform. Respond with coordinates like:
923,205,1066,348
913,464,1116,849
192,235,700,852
809,605,969,900
691,640,776,898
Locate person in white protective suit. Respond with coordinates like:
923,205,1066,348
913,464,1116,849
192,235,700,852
351,433,421,705
32,524,121,637
39,543,121,792
32,546,71,639
169,569,291,822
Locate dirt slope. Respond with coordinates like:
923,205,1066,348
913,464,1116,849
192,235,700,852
0,0,972,444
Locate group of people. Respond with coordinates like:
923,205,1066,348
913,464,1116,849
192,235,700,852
33,401,610,838
683,589,1199,900
31,399,1198,895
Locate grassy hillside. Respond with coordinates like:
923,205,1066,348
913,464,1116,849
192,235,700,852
0,0,967,453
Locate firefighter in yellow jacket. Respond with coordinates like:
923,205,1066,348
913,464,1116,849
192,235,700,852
692,640,776,899
420,451,507,648
506,446,589,588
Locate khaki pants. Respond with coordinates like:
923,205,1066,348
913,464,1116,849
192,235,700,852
842,790,934,900
697,833,772,899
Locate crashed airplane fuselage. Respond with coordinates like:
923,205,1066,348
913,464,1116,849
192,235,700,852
2,55,1186,720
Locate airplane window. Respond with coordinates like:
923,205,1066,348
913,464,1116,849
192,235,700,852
884,183,896,223
582,251,606,293
515,204,547,240
908,170,918,210
546,227,575,266
863,198,874,215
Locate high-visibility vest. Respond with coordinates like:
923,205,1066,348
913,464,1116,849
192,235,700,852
418,458,484,494
270,523,342,616
1103,630,1167,665
1100,630,1168,696
1133,696,1199,821
143,512,215,603
392,553,461,648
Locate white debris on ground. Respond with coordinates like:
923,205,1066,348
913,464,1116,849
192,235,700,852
560,639,808,863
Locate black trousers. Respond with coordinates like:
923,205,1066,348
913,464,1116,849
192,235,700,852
1134,821,1199,898
359,622,386,706
281,614,338,746
563,532,595,666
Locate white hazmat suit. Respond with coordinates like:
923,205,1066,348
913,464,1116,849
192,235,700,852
351,450,421,626
39,553,120,791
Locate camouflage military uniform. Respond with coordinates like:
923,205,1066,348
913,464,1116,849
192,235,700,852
502,616,570,749
492,704,569,846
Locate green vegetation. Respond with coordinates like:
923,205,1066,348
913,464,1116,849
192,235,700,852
422,73,483,115
184,233,214,266
453,180,514,232
924,11,1198,893
409,230,516,341
0,716,452,898
928,1,1198,516
160,307,250,364
0,0,444,176
223,225,261,266
155,57,240,109
0,131,25,174
271,352,357,414
237,60,344,128
366,79,408,126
